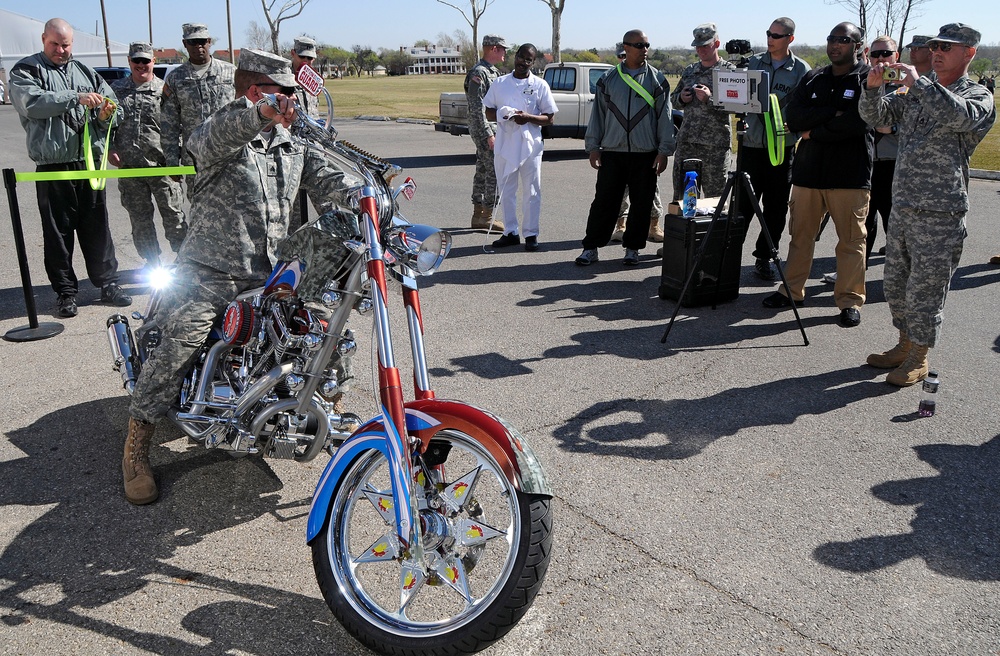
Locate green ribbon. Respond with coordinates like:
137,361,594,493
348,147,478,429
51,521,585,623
764,93,786,166
617,64,656,108
16,166,196,183
82,99,117,191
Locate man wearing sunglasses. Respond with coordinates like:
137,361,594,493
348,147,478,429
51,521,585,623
859,23,996,387
109,42,188,270
575,29,674,266
763,22,873,330
161,23,236,171
122,50,363,505
735,17,810,281
670,23,736,209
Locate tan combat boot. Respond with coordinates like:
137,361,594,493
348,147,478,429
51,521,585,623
648,217,664,242
866,330,912,369
886,344,929,387
470,204,485,227
478,204,505,232
610,216,627,242
122,418,158,505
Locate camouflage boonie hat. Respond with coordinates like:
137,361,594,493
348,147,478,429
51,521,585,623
182,23,211,41
482,34,509,49
691,23,718,47
293,36,317,58
904,35,932,48
928,23,981,47
238,49,296,87
129,42,154,60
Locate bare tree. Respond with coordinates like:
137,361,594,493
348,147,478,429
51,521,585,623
436,32,457,48
435,0,495,57
892,0,930,50
245,21,272,50
536,0,567,63
259,0,311,54
826,0,879,40
826,0,931,45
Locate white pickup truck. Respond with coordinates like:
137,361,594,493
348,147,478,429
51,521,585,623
434,61,612,139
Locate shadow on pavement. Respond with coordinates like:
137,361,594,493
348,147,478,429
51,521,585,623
552,366,893,460
0,398,365,655
813,435,1000,581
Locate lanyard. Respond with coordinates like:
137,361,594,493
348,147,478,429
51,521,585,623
617,64,655,108
82,99,117,190
764,93,786,166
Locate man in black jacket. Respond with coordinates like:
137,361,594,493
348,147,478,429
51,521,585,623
762,22,873,328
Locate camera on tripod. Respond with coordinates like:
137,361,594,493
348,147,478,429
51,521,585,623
725,39,752,56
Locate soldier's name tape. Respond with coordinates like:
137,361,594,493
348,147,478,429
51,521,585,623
15,166,196,183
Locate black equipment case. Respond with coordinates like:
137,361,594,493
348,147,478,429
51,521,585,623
658,212,744,307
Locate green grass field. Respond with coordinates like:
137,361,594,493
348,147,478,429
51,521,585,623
324,74,1000,170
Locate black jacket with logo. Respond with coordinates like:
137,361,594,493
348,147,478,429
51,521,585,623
784,61,874,189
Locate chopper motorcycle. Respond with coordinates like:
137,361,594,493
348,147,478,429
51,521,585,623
105,96,553,655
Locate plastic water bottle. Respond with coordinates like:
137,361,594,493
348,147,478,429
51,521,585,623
682,171,698,218
918,370,939,417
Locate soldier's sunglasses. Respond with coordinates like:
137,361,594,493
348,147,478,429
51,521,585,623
928,42,962,52
623,42,651,49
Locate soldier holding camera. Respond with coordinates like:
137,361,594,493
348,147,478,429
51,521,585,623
859,23,996,386
670,23,736,202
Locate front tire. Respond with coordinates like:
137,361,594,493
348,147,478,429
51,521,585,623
311,429,552,656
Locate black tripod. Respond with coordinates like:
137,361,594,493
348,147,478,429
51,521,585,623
661,118,809,346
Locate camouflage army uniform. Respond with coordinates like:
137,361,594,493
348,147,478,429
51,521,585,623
294,85,320,119
670,59,737,199
160,58,236,167
465,58,501,207
111,74,188,262
859,73,996,347
129,97,362,423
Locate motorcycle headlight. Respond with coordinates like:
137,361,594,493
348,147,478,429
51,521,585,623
384,224,452,275
146,266,174,290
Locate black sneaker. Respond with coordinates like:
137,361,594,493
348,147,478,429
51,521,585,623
839,307,861,327
524,236,539,252
754,258,776,281
492,232,521,248
56,294,78,318
622,248,639,266
101,283,132,307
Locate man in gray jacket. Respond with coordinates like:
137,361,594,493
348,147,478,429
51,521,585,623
9,17,131,318
122,50,362,506
575,29,675,267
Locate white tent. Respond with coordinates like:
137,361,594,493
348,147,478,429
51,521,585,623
0,9,129,74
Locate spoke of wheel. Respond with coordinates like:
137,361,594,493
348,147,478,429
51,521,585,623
440,465,483,514
398,560,427,613
354,532,399,564
454,517,507,548
431,553,473,603
361,488,396,525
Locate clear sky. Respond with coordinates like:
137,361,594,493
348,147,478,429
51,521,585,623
0,0,995,54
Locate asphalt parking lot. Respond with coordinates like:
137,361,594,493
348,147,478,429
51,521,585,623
2,105,1000,655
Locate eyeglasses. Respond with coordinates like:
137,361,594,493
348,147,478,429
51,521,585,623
928,42,962,52
869,49,895,58
130,58,151,65
184,39,209,46
826,35,857,45
623,41,651,49
766,31,791,39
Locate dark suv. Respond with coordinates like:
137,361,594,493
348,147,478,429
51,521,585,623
95,67,130,83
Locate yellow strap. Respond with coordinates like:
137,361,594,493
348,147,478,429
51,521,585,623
764,93,786,166
15,166,196,183
617,64,656,108
82,99,117,190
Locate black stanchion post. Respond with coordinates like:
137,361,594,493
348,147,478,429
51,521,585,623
3,167,64,342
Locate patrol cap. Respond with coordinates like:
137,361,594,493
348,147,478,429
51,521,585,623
904,34,932,48
238,49,296,87
129,42,154,60
182,23,211,41
927,23,981,47
482,34,509,49
293,36,317,59
691,23,718,47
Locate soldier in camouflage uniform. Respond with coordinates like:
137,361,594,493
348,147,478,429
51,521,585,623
465,34,507,232
122,50,362,505
670,23,736,201
110,42,188,266
859,23,996,387
160,23,236,169
290,36,320,119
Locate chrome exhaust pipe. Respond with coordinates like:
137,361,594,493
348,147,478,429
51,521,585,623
107,314,139,394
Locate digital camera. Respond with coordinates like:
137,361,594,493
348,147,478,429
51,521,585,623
882,68,900,81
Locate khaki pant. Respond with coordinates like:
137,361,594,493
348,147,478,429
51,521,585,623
780,186,870,309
